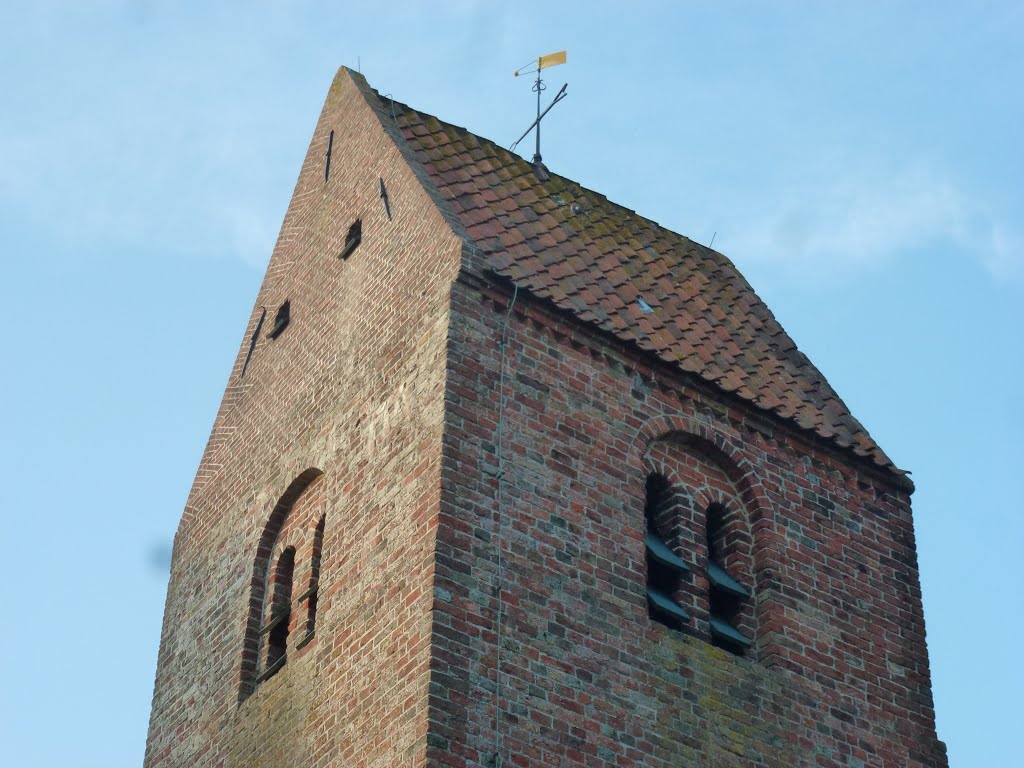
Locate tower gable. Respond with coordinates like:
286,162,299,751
365,81,902,478
144,68,945,768
434,282,946,766
144,68,465,768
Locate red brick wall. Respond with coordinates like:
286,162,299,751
430,278,946,767
644,438,759,648
143,69,464,768
146,67,945,768
239,468,326,701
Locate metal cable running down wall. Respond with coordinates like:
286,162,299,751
492,284,518,768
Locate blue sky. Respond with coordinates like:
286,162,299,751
1,2,1020,766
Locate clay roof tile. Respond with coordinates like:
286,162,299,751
371,84,898,473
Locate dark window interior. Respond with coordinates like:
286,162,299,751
265,547,295,676
268,300,290,339
305,515,325,639
706,504,751,655
645,473,690,627
340,219,362,260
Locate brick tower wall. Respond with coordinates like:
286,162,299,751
143,70,464,768
430,277,947,768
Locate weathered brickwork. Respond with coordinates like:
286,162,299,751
144,68,464,768
145,67,945,768
429,280,946,767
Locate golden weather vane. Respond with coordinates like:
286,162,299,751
511,50,568,166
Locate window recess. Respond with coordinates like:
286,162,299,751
255,610,289,683
259,546,295,681
268,300,290,339
646,532,689,572
645,474,690,628
647,583,690,624
339,219,362,260
259,611,287,636
709,615,752,651
296,514,325,650
707,560,750,599
707,506,752,654
294,588,317,651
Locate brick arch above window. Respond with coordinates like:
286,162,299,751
238,467,326,702
633,414,775,531
633,416,807,667
641,434,761,657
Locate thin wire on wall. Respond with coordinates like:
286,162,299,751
493,284,519,768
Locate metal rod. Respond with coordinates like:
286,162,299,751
534,68,542,164
511,84,567,154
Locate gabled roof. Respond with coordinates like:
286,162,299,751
352,72,899,475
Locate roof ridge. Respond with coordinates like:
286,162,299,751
342,68,486,272
351,70,902,481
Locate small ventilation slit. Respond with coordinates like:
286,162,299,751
340,220,362,260
324,129,334,182
241,308,266,377
379,177,391,220
268,300,290,339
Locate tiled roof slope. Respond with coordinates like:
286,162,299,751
364,83,898,473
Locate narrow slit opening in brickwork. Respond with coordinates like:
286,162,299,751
264,547,295,678
241,308,266,377
378,177,391,220
645,473,690,627
268,300,290,339
324,129,334,182
299,514,326,646
706,504,751,655
339,219,362,260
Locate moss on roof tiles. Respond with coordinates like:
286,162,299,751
367,80,899,476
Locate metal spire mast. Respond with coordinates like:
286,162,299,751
511,51,568,165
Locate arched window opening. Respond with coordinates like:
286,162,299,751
298,514,326,647
260,547,296,681
239,468,324,702
644,473,690,627
706,504,752,655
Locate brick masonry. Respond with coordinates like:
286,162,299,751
432,280,946,767
143,69,464,768
144,68,947,767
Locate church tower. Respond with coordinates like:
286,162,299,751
144,67,946,768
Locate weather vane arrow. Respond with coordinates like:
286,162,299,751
511,50,568,166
